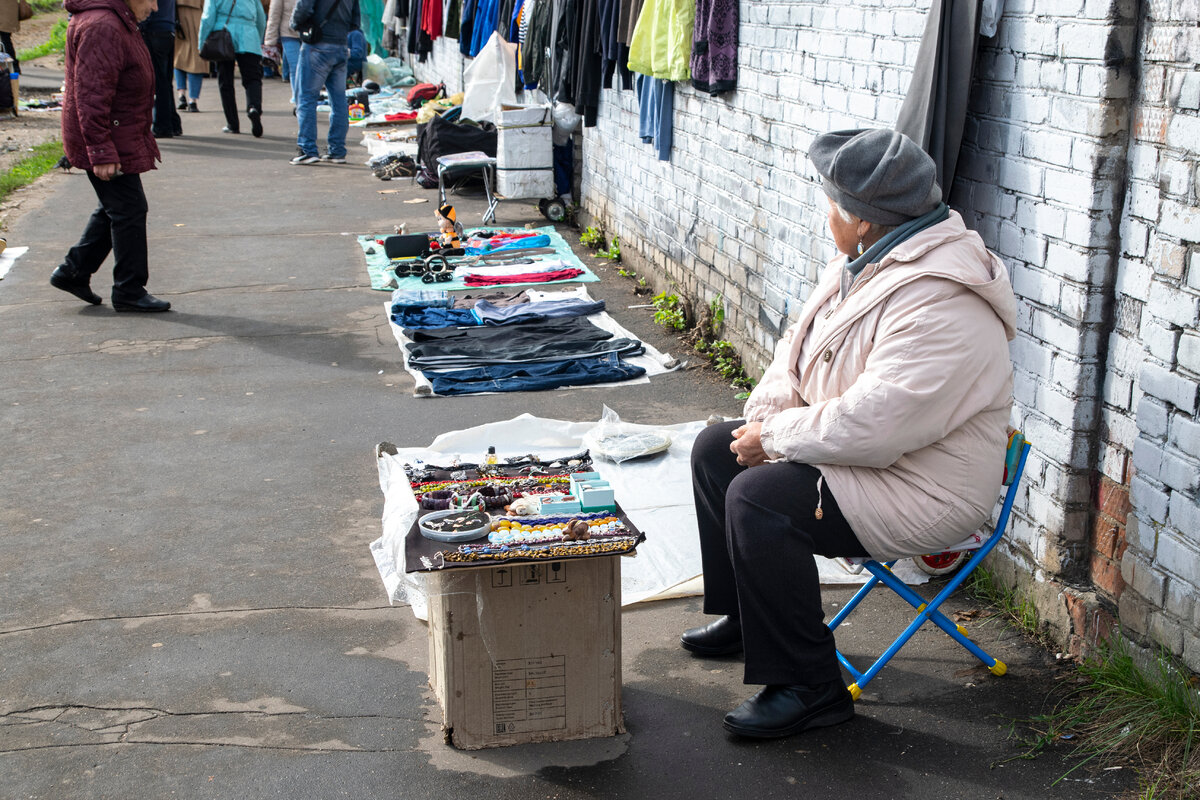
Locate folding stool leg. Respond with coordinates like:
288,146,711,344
481,164,498,225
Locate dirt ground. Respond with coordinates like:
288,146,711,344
1,11,67,175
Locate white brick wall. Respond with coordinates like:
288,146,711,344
405,0,1200,667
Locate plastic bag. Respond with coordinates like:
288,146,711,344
363,54,390,85
581,405,675,463
551,101,581,146
461,32,517,123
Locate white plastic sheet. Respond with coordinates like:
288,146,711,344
461,32,518,123
369,413,928,620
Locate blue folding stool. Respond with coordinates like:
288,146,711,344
827,431,1032,700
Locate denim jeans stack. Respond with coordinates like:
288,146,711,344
392,292,647,395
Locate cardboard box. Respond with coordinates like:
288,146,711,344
427,556,623,749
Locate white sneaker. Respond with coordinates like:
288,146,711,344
290,153,320,165
321,154,347,164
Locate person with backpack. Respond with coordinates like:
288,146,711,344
289,0,360,164
198,0,267,136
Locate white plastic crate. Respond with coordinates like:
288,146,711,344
495,104,554,199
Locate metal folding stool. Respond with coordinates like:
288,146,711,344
436,151,499,225
828,431,1032,700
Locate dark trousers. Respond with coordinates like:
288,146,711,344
62,172,150,301
692,420,870,686
142,30,181,136
215,53,263,131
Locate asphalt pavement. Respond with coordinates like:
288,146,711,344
0,75,1130,799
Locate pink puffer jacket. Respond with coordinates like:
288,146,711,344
61,0,160,173
744,211,1017,560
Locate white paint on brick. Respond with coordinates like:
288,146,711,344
1157,530,1200,580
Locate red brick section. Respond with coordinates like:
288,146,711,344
1064,589,1118,659
1090,473,1131,601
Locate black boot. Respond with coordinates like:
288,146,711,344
723,680,854,738
680,615,743,656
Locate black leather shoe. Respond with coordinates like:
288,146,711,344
723,681,854,738
113,293,171,312
248,107,263,138
50,266,102,305
681,615,743,656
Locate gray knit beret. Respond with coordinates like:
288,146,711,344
809,129,942,226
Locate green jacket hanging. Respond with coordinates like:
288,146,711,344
627,0,694,81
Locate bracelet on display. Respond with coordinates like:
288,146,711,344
419,485,513,511
440,535,641,563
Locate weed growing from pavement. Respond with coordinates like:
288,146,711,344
651,291,686,331
964,565,1047,643
580,225,604,249
0,140,63,206
598,235,620,261
1029,635,1199,798
969,568,1199,797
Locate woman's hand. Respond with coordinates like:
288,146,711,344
93,163,121,181
730,421,770,467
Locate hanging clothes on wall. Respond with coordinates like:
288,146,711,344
445,0,461,39
460,0,477,53
523,0,553,91
893,0,981,201
636,73,673,161
598,0,632,90
420,0,443,45
469,0,500,55
690,0,736,94
617,0,644,46
408,0,434,60
627,0,695,82
565,0,604,126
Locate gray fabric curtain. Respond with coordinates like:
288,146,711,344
894,0,983,202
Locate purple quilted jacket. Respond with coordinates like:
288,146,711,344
61,0,160,173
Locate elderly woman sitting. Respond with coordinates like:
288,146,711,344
684,129,1017,738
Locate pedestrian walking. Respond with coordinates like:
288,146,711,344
141,0,184,137
52,0,171,312
264,0,300,108
174,0,207,111
289,0,359,164
199,0,267,136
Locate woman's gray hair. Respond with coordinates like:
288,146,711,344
831,201,855,224
830,199,898,239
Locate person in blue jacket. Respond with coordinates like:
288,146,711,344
198,0,266,136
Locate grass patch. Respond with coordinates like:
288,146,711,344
16,18,67,63
30,0,64,13
964,565,1047,643
0,140,64,206
1029,635,1200,798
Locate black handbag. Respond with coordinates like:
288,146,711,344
199,0,238,61
297,0,338,44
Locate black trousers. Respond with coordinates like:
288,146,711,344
142,30,181,136
62,171,150,302
691,420,870,686
215,53,263,131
